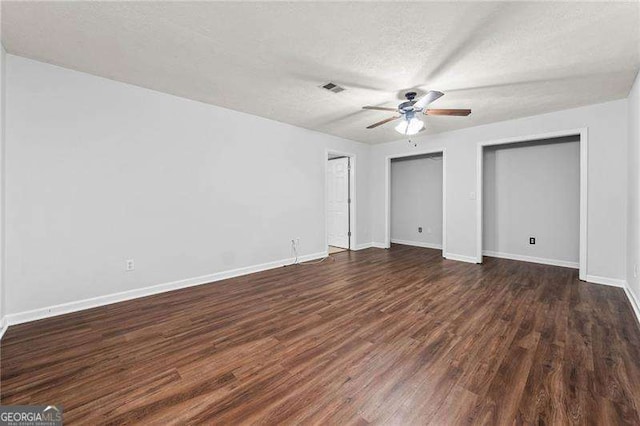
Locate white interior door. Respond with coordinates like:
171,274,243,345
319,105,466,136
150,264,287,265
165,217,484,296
327,157,350,249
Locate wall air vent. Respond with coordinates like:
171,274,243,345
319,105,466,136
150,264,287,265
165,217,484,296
321,82,345,93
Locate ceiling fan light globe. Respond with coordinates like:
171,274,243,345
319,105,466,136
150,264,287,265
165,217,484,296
394,117,424,135
406,117,424,135
394,120,409,134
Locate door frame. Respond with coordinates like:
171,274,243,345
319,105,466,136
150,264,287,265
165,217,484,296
384,148,447,256
476,127,588,280
325,149,356,251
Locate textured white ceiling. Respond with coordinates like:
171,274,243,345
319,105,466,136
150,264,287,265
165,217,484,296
2,1,639,144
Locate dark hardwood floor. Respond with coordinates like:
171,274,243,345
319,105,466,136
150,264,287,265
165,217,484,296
2,245,640,424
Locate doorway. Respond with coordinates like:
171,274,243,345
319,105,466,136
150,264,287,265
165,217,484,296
326,151,355,253
476,129,588,280
389,152,445,253
384,149,447,255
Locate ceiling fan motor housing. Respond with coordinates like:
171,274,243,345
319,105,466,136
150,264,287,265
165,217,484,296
399,92,419,112
399,101,415,112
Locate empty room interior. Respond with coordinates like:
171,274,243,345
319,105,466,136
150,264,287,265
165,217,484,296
0,1,639,424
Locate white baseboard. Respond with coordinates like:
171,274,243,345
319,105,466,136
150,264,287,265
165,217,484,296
353,243,373,250
5,251,328,326
391,239,442,250
624,284,640,328
0,316,7,340
483,250,579,269
372,242,387,249
444,253,478,264
585,274,626,288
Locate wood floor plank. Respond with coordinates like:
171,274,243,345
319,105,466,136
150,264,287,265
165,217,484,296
2,245,640,424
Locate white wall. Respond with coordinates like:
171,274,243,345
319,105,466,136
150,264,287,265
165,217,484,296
390,154,443,248
483,137,580,265
627,70,640,309
2,53,634,321
5,55,371,316
371,99,628,282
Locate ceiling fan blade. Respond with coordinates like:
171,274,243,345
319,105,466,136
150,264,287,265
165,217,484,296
362,106,398,112
413,90,444,109
366,115,400,129
424,108,472,116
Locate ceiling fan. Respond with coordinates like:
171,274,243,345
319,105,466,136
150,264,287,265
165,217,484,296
362,91,471,135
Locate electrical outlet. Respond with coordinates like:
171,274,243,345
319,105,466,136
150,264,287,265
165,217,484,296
634,264,639,279
125,259,135,271
418,227,422,233
427,227,432,234
529,237,536,245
